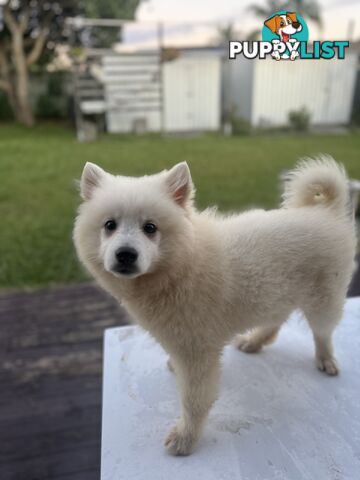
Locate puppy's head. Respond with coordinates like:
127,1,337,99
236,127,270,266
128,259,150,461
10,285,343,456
74,162,194,280
264,12,302,41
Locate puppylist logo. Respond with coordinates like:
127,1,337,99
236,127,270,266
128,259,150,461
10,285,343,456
229,11,350,61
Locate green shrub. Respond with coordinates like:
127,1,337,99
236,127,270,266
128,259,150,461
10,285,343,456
0,92,14,120
36,94,63,118
231,116,252,136
288,107,311,132
35,73,66,118
47,73,64,96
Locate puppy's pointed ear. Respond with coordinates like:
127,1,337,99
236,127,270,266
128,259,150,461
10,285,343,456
165,162,194,208
80,162,106,200
287,12,297,22
264,16,277,33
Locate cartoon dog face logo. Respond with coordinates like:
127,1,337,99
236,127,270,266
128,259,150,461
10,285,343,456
264,12,302,42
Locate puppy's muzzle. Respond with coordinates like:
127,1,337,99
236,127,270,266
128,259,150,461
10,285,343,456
114,247,138,275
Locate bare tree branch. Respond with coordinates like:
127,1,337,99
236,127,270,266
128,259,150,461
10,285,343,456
26,28,48,66
3,5,19,35
19,7,30,34
25,9,54,66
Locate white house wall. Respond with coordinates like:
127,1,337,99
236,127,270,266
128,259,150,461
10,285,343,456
322,55,358,123
251,54,357,127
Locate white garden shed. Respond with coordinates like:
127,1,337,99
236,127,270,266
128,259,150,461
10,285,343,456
102,48,221,133
224,52,358,127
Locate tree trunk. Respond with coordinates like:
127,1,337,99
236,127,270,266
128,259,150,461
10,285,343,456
13,100,34,126
1,6,52,127
13,94,34,127
12,31,34,127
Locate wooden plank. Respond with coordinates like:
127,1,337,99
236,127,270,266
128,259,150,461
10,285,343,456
0,302,122,330
1,385,101,422
0,283,130,479
0,312,123,347
107,105,161,113
110,90,160,98
0,423,100,463
113,95,161,107
1,321,111,350
103,55,159,66
0,283,103,308
104,79,160,87
0,374,101,404
0,289,125,325
104,75,159,85
0,443,100,480
106,85,160,95
0,346,103,388
112,98,161,108
55,468,101,480
103,65,159,75
0,404,101,439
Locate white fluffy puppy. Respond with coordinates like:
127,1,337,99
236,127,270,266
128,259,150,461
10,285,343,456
73,156,356,456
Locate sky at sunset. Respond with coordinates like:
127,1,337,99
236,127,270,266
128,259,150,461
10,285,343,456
134,0,360,44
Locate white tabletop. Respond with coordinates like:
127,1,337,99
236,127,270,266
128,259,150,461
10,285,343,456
101,298,360,480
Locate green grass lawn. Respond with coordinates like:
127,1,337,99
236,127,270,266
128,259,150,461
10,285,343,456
0,123,359,289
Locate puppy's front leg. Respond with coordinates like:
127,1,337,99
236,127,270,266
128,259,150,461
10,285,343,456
165,353,220,456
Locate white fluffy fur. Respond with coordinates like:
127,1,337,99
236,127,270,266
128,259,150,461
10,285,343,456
73,157,356,456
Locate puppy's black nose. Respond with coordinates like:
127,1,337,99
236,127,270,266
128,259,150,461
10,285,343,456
115,247,138,266
293,21,300,28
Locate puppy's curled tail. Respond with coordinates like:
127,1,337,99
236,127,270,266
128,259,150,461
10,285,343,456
281,155,350,215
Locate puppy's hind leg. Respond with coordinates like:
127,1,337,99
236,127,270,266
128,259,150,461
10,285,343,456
234,325,281,353
303,303,344,376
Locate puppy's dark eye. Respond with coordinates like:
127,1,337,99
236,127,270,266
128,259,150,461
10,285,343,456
280,21,285,26
104,220,117,232
143,222,157,235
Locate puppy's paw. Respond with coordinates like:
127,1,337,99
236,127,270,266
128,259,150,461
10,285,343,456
316,357,339,376
272,51,281,61
164,425,196,456
234,334,262,353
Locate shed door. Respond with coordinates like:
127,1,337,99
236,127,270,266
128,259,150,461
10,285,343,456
163,57,220,132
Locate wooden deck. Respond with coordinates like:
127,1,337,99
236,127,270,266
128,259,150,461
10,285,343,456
0,261,359,480
0,283,130,480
